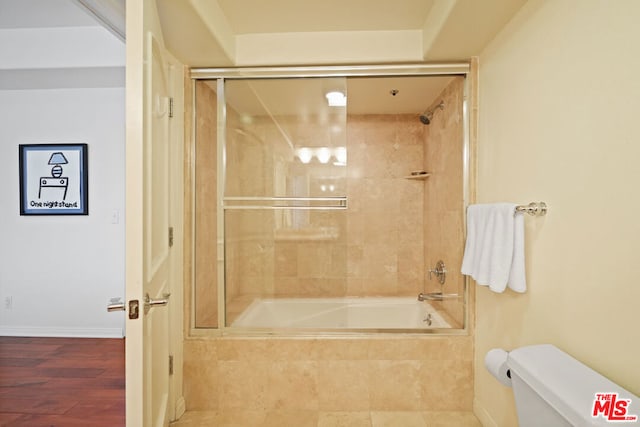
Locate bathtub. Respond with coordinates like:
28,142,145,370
231,297,451,329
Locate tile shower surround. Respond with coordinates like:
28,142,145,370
186,76,473,418
193,76,466,327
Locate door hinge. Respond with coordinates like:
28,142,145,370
168,227,174,247
169,97,174,118
169,355,174,375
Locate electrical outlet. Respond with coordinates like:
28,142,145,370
111,210,120,224
4,296,12,310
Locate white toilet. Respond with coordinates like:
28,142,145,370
489,344,639,426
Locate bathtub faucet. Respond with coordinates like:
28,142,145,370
418,292,459,302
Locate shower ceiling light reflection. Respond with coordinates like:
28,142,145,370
325,91,347,107
295,146,347,165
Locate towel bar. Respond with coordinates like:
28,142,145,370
515,202,547,216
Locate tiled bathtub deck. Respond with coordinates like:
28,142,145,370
170,410,482,427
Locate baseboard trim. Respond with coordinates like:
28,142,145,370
0,326,124,338
474,398,499,427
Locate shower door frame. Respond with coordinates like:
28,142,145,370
189,62,472,336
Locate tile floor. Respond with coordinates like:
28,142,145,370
170,410,482,427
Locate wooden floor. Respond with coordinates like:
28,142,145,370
0,336,125,427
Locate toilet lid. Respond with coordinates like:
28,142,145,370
507,344,639,426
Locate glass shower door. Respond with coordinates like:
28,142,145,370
222,77,348,327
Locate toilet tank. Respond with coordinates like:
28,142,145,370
507,344,639,427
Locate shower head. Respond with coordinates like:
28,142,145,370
419,100,445,125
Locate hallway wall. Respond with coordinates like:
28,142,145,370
0,6,126,338
0,87,125,337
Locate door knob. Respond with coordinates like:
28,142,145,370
107,297,125,312
107,302,126,312
144,292,170,314
106,299,139,319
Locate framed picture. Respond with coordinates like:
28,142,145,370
19,144,89,215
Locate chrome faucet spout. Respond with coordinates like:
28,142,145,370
417,292,460,301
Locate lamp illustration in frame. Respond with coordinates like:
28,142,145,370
39,152,69,199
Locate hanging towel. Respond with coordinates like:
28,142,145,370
461,203,527,293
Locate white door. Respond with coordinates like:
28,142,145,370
124,1,183,425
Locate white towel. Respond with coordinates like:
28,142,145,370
461,203,527,293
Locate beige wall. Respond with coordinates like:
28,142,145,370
474,1,640,425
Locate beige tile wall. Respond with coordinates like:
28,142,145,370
223,107,464,303
184,336,473,413
346,115,425,297
193,81,218,328
247,113,428,299
214,111,430,303
172,409,482,427
422,77,466,326
192,77,468,326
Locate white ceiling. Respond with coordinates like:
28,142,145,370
0,0,100,28
223,75,455,116
0,0,124,89
1,0,529,67
0,0,528,60
157,0,529,67
158,0,527,114
217,0,437,34
347,76,455,115
2,0,527,112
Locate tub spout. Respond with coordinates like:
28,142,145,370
418,292,460,301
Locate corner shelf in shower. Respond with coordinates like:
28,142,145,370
403,172,431,180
